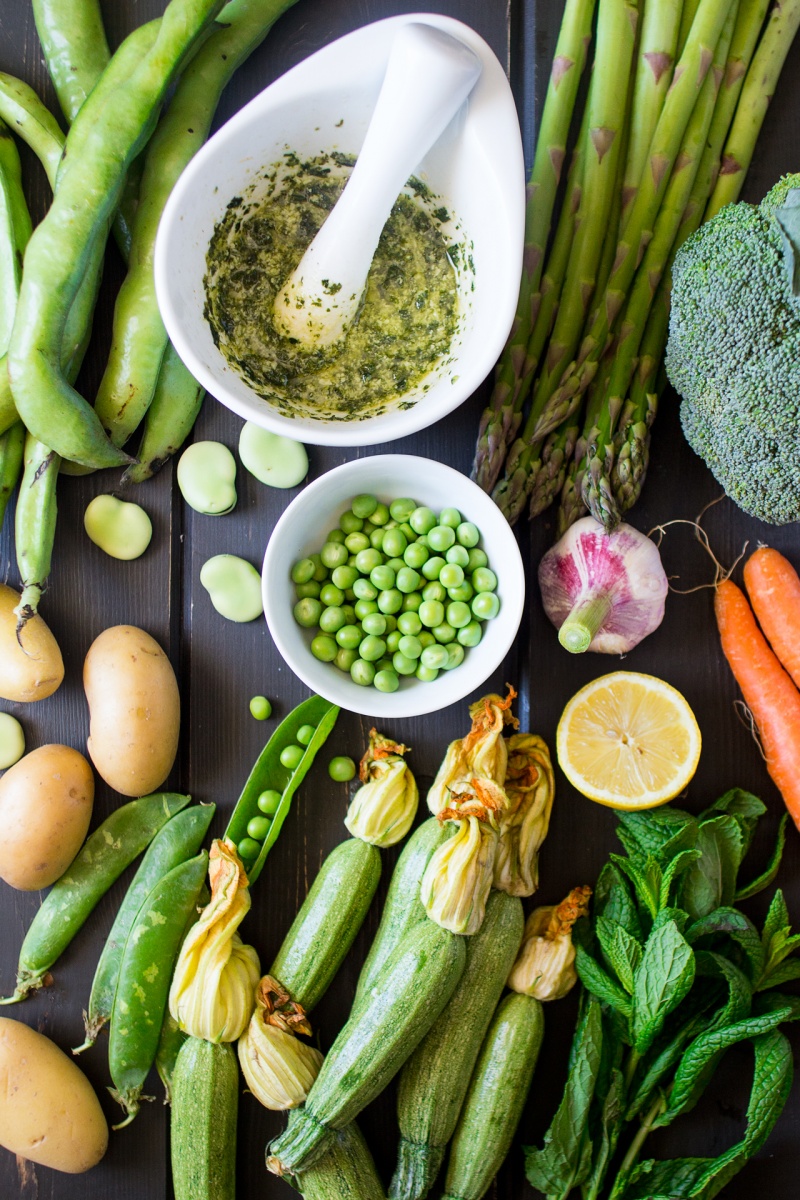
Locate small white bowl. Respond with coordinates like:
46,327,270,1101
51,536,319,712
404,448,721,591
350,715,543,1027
155,14,524,448
262,455,525,718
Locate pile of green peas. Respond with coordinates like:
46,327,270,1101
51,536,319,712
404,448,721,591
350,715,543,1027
291,495,501,693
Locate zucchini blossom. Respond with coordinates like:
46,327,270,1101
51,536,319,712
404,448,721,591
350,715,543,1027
493,734,555,897
420,778,508,935
238,976,323,1111
427,686,518,816
169,839,260,1042
344,729,418,847
508,886,592,1000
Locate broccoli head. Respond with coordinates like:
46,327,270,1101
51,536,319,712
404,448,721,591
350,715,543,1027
666,173,800,525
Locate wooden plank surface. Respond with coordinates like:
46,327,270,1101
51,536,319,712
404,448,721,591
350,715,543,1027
0,0,799,1198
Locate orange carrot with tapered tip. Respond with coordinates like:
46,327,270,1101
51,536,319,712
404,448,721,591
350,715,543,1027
744,547,800,690
715,578,800,831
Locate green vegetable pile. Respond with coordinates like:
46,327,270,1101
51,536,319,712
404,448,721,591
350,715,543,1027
525,791,799,1200
667,175,800,524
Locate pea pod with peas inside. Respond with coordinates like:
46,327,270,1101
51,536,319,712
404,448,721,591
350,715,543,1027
109,850,209,1127
224,695,339,884
1,792,192,1004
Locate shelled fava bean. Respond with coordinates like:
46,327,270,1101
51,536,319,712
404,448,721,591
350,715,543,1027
290,496,500,692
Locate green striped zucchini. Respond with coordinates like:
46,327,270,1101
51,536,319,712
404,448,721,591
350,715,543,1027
271,836,381,1013
298,1121,386,1199
354,818,451,1006
268,917,467,1175
171,1037,238,1200
390,891,524,1199
441,992,545,1200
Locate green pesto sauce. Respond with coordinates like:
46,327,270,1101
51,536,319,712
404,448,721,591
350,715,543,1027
204,154,460,421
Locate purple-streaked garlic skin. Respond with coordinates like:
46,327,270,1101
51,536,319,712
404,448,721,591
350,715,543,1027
538,516,668,653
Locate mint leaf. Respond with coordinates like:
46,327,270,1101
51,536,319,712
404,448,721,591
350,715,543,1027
625,1010,709,1121
736,814,788,901
703,788,765,842
617,808,696,859
758,958,800,990
584,1063,625,1199
680,817,743,919
596,916,643,993
686,907,764,982
632,920,695,1054
754,991,800,1021
660,848,702,910
576,945,633,1021
611,853,662,920
595,862,643,940
695,951,752,1030
524,994,603,1197
762,888,789,950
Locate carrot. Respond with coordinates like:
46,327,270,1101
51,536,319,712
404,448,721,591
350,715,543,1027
715,578,800,832
743,546,800,691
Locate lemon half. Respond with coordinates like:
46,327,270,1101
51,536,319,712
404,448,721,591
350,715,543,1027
556,671,701,810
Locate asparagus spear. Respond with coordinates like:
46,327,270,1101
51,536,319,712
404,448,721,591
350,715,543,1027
706,0,800,217
471,0,595,492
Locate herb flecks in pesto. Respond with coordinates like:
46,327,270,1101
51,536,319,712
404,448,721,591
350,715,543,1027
204,154,459,421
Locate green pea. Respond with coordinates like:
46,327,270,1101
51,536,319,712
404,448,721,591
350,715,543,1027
326,528,346,544
280,744,305,770
362,520,376,536
311,634,338,662
295,580,321,600
467,548,488,571
247,816,271,841
418,631,436,648
348,555,359,567
319,606,345,634
458,621,484,647
370,502,390,526
331,565,358,590
361,612,387,636
416,664,439,682
329,756,357,781
319,583,345,607
341,605,357,625
335,647,358,672
433,623,456,644
402,592,422,612
445,544,470,568
336,624,362,651
321,541,349,569
375,657,394,674
353,576,378,601
310,553,329,582
384,615,398,633
177,441,237,515
369,528,386,549
258,789,282,816
386,629,403,653
370,564,396,591
389,497,417,521
445,643,465,670
398,610,422,636
0,712,25,769
238,837,262,860
339,510,364,534
472,567,498,593
382,528,407,558
350,659,376,687
355,547,382,574
439,507,461,528
386,559,405,576
404,541,429,569
374,669,400,693
447,581,474,603
421,555,446,580
421,644,449,670
447,601,472,629
439,563,464,589
419,599,445,628
359,635,386,662
296,724,316,746
457,521,480,548
291,557,316,584
294,597,323,627
249,695,272,721
354,597,379,619
428,525,456,552
422,581,446,604
409,506,437,535
472,592,500,620
398,522,416,543
239,423,308,488
396,567,421,594
377,588,403,615
201,555,263,622
416,535,430,549
398,634,422,660
351,493,378,519
393,651,417,676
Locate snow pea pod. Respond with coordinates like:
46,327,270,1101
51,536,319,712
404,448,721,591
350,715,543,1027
224,696,340,887
8,0,227,469
77,803,216,1052
0,791,192,1004
155,882,209,1102
109,851,209,1127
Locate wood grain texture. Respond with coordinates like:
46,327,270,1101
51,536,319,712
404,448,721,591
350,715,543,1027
0,0,799,1197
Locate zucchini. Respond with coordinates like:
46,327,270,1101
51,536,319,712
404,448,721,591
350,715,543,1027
268,917,467,1175
171,1036,238,1200
390,891,524,1199
271,837,381,1013
441,992,545,1200
298,1121,386,1199
354,817,451,1006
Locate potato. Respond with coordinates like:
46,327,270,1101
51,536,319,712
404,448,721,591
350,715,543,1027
84,624,180,796
0,584,64,703
0,1018,107,1173
0,745,94,890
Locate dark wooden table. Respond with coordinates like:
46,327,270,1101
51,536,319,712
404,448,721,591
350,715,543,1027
1,1,799,1197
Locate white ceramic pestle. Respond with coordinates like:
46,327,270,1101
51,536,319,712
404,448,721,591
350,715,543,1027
272,22,482,348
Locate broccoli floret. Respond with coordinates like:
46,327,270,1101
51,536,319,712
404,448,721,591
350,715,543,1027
666,174,800,525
